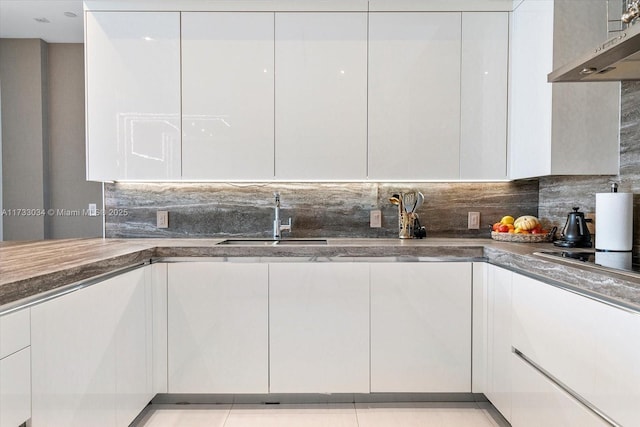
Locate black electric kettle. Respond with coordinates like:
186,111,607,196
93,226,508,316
554,207,593,248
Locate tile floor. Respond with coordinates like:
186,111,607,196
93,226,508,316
133,402,506,427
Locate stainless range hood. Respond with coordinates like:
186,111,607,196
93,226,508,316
549,0,640,82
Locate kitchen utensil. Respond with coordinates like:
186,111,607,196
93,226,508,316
413,192,424,212
403,192,416,213
554,207,592,248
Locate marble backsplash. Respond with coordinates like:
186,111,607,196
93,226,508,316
538,81,640,252
104,181,539,239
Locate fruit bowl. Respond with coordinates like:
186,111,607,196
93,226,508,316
491,230,554,243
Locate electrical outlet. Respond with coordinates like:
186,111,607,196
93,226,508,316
468,212,480,230
370,210,382,228
87,203,97,216
157,211,169,229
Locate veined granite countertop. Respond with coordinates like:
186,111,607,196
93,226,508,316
1,237,639,312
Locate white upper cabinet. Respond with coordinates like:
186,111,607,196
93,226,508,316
181,12,275,180
86,12,181,181
274,12,368,180
509,0,620,179
368,12,462,180
460,12,509,180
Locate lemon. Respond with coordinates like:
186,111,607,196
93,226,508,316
500,215,515,225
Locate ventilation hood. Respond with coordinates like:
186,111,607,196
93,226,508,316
549,2,640,82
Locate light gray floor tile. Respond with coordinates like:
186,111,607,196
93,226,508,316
223,403,359,427
133,404,231,427
355,402,500,427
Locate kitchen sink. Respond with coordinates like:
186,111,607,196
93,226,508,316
217,239,327,246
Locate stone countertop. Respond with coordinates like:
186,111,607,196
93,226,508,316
1,237,639,311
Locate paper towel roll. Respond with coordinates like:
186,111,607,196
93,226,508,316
595,192,633,251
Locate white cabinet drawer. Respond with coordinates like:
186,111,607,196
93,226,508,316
512,272,640,426
0,309,30,359
511,273,597,399
511,352,609,427
0,347,31,427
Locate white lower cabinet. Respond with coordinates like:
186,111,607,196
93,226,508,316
0,327,31,427
511,353,609,427
370,263,472,392
0,347,31,427
0,308,31,427
590,300,640,427
506,270,640,426
269,263,370,393
31,267,153,427
167,262,269,393
485,264,513,423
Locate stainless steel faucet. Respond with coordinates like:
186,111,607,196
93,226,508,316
273,192,292,240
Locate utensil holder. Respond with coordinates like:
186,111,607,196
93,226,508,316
399,211,414,239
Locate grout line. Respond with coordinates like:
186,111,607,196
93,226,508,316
222,403,232,426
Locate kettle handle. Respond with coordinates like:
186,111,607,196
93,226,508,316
577,216,584,236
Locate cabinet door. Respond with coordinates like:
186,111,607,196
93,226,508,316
32,276,118,427
167,263,269,393
589,298,640,427
181,12,275,180
0,347,31,427
0,308,30,359
460,12,508,180
368,12,461,180
269,263,369,393
112,268,152,427
370,263,472,392
511,273,597,403
511,353,609,427
31,267,150,427
86,12,181,181
509,0,553,179
275,13,367,179
485,264,513,422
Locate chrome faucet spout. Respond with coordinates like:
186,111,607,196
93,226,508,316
273,192,292,239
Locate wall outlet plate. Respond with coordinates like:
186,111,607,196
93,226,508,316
468,212,480,229
157,211,169,228
370,210,382,228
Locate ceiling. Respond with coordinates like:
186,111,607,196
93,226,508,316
0,1,84,43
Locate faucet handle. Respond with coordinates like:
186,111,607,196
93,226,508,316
282,217,292,232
